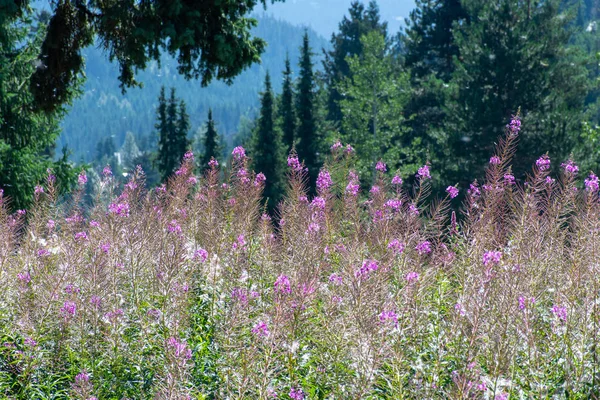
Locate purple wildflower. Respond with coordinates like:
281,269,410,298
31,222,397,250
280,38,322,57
208,158,219,168
232,146,246,161
468,182,481,198
561,160,579,175
346,182,360,196
355,259,380,278
551,305,568,322
379,310,398,324
585,173,599,192
108,202,130,217
166,337,192,360
507,116,521,135
388,239,405,254
311,196,326,209
167,220,182,235
232,234,246,251
384,198,402,211
90,296,102,309
536,155,550,171
274,274,291,294
489,156,501,165
482,250,502,266
289,387,305,400
376,161,387,172
17,272,31,284
504,174,515,185
287,155,303,172
34,185,44,195
316,170,333,192
417,165,431,179
446,186,459,198
406,271,419,284
252,321,270,338
255,172,266,185
392,175,403,185
37,248,51,257
61,301,77,318
415,241,432,255
194,248,208,262
183,151,194,161
329,273,343,285
75,371,90,385
74,231,88,241
78,172,87,186
330,140,342,151
103,165,112,177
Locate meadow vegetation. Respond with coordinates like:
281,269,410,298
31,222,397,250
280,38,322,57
2,117,600,399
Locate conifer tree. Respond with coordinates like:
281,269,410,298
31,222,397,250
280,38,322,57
157,87,189,181
339,31,414,180
176,99,191,158
324,1,388,124
252,73,286,211
448,0,589,182
296,32,320,188
200,109,221,168
120,132,141,171
279,55,296,152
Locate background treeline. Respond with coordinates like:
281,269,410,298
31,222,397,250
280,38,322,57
2,0,600,211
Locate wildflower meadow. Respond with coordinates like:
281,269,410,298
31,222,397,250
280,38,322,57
2,118,600,399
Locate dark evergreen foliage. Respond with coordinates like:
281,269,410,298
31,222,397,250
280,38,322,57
279,56,296,152
296,32,320,188
200,110,221,169
251,73,286,211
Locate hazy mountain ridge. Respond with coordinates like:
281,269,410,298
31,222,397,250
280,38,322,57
55,15,329,161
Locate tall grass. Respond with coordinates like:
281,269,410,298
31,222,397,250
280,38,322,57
1,118,600,399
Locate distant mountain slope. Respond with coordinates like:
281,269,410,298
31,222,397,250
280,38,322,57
55,15,328,161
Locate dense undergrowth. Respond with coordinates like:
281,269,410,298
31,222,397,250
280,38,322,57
2,118,600,399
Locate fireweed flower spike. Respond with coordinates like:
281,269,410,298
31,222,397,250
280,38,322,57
489,156,501,165
231,146,246,161
316,170,333,192
376,161,387,172
561,160,579,175
78,171,87,186
507,115,521,135
415,241,432,255
482,250,502,266
287,155,303,172
585,173,599,192
446,186,459,198
536,155,551,171
417,164,431,180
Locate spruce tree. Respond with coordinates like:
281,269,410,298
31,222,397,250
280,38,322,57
176,99,191,159
200,109,221,168
157,87,189,181
296,32,320,188
448,0,589,182
279,55,296,152
338,32,413,180
120,131,141,171
0,7,76,209
324,1,388,124
252,73,286,212
156,87,170,181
